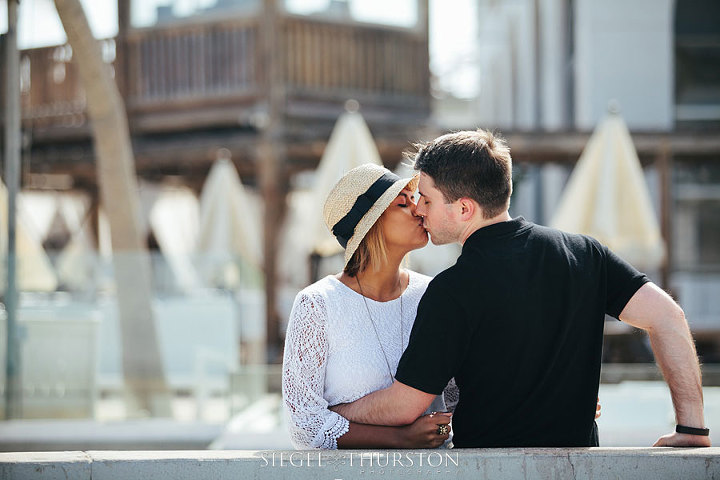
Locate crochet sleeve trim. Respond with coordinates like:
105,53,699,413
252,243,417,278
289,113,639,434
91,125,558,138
282,290,350,449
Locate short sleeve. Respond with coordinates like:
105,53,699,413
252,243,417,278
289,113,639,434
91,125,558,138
604,246,650,319
442,377,460,413
395,280,472,395
282,291,350,449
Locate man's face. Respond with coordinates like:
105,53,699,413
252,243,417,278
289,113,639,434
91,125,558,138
415,173,461,245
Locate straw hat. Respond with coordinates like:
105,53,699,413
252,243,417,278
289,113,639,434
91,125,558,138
323,163,419,267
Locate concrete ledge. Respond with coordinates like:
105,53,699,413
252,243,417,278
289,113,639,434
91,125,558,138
0,448,718,479
0,451,91,480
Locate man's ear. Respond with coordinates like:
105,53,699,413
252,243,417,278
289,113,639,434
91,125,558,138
458,197,478,220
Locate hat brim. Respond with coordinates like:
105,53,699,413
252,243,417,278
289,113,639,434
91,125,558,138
343,174,419,267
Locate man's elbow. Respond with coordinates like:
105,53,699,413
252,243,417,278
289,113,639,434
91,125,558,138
376,401,426,426
384,380,435,425
675,305,688,326
391,397,431,425
648,303,690,337
393,408,424,426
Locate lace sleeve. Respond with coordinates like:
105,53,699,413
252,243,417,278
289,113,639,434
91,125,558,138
282,291,350,449
442,377,459,413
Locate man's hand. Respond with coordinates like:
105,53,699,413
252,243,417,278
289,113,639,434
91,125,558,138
654,432,711,447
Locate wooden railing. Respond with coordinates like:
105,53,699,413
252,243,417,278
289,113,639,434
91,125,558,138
283,17,428,97
16,15,429,131
125,19,262,108
21,43,87,128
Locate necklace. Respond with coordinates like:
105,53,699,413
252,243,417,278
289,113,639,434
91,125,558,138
356,273,404,382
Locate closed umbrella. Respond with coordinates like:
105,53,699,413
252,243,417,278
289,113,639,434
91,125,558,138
309,106,384,257
550,109,665,269
149,186,203,291
54,192,97,290
0,182,58,291
196,154,261,288
280,104,384,287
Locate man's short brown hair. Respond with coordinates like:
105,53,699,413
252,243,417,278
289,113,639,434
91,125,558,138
412,129,513,219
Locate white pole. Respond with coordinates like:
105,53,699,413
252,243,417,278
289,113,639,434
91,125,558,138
4,0,22,420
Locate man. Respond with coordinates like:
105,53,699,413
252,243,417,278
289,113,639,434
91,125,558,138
332,129,710,448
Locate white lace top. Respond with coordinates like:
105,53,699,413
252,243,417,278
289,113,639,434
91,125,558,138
282,270,455,450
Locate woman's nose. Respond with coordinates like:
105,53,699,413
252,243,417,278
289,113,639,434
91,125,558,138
409,201,421,216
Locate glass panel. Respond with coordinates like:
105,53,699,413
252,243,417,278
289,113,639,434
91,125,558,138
5,0,117,49
284,0,418,28
675,0,720,121
674,161,720,270
132,0,261,28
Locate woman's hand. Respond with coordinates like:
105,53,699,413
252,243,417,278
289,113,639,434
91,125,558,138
596,397,601,419
398,412,452,448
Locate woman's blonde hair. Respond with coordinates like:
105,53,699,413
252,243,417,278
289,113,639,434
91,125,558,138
343,220,388,277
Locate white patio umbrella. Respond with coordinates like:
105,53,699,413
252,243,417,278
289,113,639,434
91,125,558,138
92,184,203,292
0,182,58,291
279,105,383,287
53,192,97,290
149,185,203,292
550,109,665,269
196,154,261,288
309,106,384,257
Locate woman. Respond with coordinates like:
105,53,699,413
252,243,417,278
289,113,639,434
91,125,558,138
282,163,455,449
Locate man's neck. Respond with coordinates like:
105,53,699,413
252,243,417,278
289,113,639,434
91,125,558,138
459,211,513,245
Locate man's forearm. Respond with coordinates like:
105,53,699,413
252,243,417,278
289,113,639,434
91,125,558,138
648,313,705,427
620,283,707,429
332,381,433,426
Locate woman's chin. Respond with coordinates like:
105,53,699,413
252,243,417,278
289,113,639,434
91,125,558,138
395,231,429,253
416,233,429,248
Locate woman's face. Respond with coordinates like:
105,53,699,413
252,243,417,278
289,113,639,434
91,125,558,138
378,187,428,254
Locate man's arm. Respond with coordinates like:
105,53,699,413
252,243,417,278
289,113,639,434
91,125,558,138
619,282,710,447
331,380,438,426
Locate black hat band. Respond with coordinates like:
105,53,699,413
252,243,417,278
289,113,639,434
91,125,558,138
332,172,399,248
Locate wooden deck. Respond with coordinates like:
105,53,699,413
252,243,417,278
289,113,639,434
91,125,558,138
5,12,430,187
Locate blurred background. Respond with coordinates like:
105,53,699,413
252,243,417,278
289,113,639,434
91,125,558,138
0,0,718,450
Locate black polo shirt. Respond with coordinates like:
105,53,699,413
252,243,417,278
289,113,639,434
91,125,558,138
395,217,649,447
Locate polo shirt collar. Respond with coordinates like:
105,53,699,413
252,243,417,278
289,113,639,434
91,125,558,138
463,216,530,249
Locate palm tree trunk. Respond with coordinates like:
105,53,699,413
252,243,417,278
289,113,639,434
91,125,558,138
53,0,170,416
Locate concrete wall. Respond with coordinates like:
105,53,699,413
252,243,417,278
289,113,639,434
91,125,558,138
1,448,718,480
574,0,675,131
473,0,538,131
538,0,569,131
